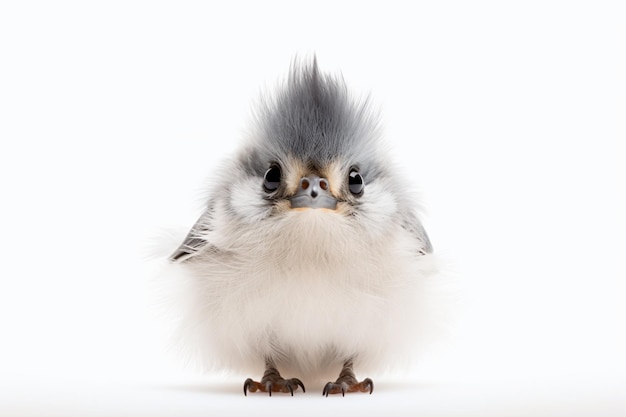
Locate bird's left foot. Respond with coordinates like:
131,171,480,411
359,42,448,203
322,377,373,396
322,360,373,396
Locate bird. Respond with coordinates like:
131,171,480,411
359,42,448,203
164,57,439,396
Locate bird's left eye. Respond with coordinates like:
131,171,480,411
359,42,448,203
348,169,364,195
263,164,281,193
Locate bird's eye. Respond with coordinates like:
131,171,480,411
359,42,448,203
263,164,281,193
348,169,364,195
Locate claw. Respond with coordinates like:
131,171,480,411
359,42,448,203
364,378,374,394
243,378,253,396
293,378,306,393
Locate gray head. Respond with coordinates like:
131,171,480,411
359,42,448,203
233,58,393,217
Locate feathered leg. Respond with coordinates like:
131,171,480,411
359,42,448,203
322,360,373,396
243,358,305,396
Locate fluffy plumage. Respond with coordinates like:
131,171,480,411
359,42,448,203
161,58,442,388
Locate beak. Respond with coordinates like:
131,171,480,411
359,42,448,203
289,175,338,210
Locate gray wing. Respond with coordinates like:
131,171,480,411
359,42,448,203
169,207,215,262
401,211,433,256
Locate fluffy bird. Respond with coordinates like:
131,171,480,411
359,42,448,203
166,58,438,396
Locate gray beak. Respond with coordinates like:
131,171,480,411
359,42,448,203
290,175,338,210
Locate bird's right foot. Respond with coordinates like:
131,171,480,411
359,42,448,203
243,362,305,396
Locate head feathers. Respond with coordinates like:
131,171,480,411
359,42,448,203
249,57,384,174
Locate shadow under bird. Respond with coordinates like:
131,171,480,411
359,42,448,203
167,58,436,396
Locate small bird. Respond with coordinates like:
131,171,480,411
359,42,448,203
165,57,438,396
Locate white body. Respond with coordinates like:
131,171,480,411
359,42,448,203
163,185,439,382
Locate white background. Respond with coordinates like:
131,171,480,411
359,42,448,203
1,1,625,416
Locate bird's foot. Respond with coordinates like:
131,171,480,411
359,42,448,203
323,360,373,396
322,377,373,396
243,366,305,396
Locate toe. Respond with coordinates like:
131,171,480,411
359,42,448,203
363,378,374,394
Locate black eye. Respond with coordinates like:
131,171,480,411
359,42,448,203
263,164,281,193
348,169,364,195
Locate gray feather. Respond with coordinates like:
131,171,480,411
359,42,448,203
401,211,433,255
169,206,215,262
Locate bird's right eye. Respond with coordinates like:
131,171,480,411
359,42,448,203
263,164,281,193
